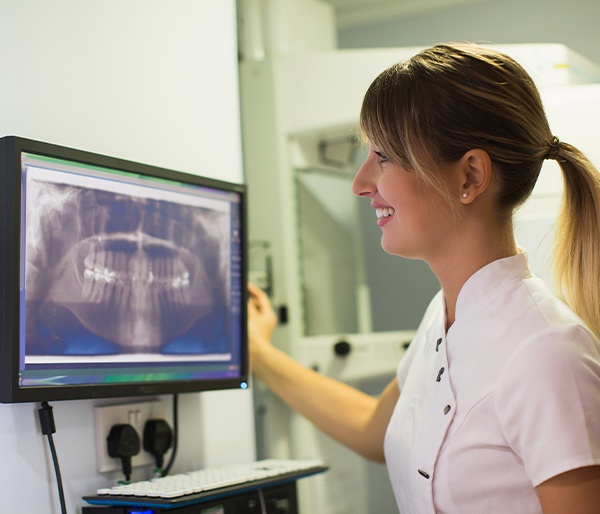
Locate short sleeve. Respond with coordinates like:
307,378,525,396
495,324,600,486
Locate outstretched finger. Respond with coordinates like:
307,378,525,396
248,282,268,309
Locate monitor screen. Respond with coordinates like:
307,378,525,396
0,136,248,403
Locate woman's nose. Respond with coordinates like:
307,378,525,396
352,160,375,197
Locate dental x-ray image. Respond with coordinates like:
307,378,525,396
24,176,231,357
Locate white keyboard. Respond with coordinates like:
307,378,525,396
86,459,327,508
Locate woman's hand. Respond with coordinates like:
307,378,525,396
246,283,395,461
247,283,278,360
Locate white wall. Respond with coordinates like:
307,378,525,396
0,1,255,512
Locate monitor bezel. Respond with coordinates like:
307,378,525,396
0,135,249,403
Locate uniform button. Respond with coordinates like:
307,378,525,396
435,338,442,352
444,404,451,415
436,367,445,382
418,469,430,479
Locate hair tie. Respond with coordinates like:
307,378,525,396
545,136,560,160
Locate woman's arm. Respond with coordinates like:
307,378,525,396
536,465,600,513
248,283,399,462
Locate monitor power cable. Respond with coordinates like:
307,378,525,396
161,393,179,477
38,401,68,514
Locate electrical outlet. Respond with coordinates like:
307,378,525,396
94,399,167,473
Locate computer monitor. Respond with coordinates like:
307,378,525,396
0,136,248,403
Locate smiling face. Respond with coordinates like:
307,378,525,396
352,143,456,262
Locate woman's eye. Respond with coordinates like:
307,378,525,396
374,150,389,163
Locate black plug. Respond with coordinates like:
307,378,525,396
143,419,173,472
38,401,56,435
107,423,140,482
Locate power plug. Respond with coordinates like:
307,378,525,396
143,419,173,472
107,424,140,482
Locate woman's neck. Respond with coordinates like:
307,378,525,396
431,221,518,330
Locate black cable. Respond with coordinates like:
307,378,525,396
107,424,140,483
161,393,179,476
38,401,67,514
143,419,173,474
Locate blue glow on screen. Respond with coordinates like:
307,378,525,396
18,151,244,389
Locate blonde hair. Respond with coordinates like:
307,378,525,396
360,42,600,338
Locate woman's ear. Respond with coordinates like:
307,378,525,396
458,149,493,204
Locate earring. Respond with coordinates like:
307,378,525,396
462,193,468,199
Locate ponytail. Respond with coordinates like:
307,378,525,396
552,142,600,339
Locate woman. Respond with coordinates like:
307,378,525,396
248,43,600,513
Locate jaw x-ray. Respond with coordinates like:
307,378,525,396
24,177,230,357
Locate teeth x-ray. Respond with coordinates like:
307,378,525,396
25,177,230,356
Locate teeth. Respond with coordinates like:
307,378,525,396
376,207,395,220
81,249,191,307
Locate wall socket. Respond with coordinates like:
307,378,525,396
94,399,167,473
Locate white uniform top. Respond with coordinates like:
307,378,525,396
384,252,600,514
